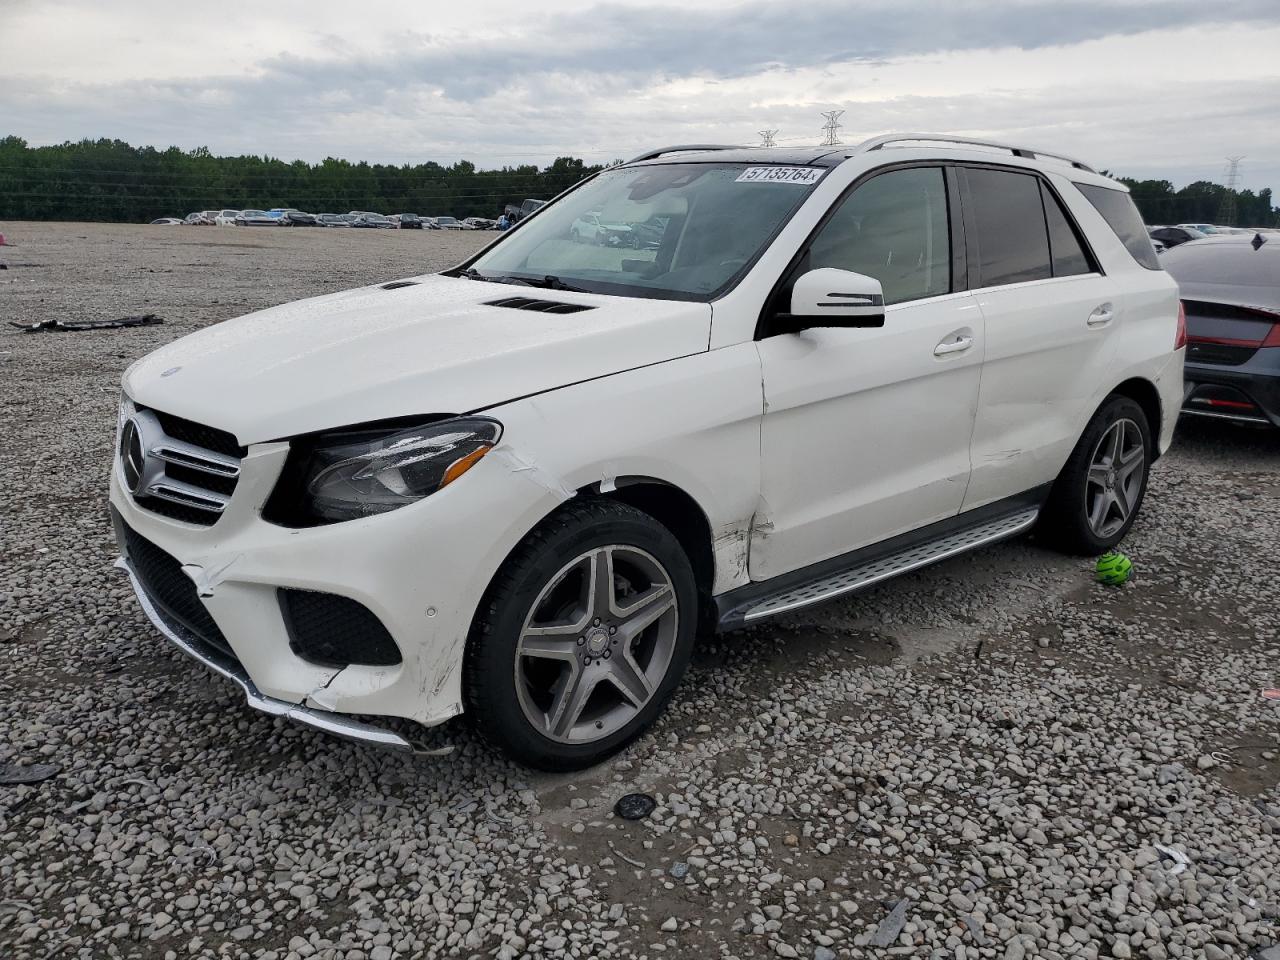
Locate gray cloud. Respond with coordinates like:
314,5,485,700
4,0,1279,190
257,0,1278,100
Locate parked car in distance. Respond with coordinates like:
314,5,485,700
391,214,425,229
1177,223,1219,234
352,213,395,229
235,210,279,227
1163,233,1279,427
570,211,634,246
1149,225,1208,249
317,213,350,227
280,211,320,227
433,216,463,230
149,218,183,225
183,212,214,225
214,210,241,226
110,135,1183,771
463,217,497,230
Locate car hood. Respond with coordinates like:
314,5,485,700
123,275,711,444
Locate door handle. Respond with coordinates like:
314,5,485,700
934,335,974,356
1087,303,1115,327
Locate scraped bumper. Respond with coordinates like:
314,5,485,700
114,555,444,754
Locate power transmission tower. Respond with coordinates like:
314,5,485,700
1217,156,1244,226
758,129,778,148
820,110,844,147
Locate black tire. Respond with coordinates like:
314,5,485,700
463,498,697,771
1037,395,1152,555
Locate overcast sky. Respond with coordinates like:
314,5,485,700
5,0,1279,191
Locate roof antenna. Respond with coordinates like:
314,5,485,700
1252,232,1267,251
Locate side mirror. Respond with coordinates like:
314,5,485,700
778,268,886,333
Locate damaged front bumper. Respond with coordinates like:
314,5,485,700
114,555,442,754
108,433,567,753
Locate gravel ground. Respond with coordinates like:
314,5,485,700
1,222,1278,960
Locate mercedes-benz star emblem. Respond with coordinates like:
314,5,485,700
120,416,146,494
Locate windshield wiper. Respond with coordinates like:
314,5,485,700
455,269,590,293
507,274,591,293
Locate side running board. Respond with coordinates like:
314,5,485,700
720,507,1039,627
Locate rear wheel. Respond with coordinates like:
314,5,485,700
464,499,696,770
1038,395,1152,554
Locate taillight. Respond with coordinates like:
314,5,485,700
1174,301,1187,350
1263,321,1280,348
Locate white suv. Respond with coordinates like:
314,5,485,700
110,134,1185,770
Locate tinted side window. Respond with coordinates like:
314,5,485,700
808,166,950,305
965,168,1051,287
1040,183,1093,277
1075,182,1161,270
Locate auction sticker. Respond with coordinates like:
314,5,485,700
736,166,824,185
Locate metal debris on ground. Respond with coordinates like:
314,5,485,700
1153,843,1191,876
606,840,645,869
10,314,164,334
869,898,911,948
0,763,60,786
614,792,656,820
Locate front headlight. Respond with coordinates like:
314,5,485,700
272,417,502,524
116,392,136,450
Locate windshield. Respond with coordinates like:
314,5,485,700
465,162,825,300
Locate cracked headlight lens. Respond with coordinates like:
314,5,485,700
299,417,502,522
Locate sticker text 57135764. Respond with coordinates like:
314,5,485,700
735,166,824,185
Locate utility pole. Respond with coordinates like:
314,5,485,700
820,110,844,147
758,129,778,148
1217,156,1244,226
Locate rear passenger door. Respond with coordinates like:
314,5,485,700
958,166,1120,511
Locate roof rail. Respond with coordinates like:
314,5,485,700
854,133,1097,174
627,144,742,164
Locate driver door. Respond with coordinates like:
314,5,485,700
751,165,984,581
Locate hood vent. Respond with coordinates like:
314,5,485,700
381,280,419,290
485,296,594,315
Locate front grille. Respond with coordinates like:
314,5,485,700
278,589,402,668
122,406,244,527
122,524,235,659
151,409,244,458
1186,341,1257,366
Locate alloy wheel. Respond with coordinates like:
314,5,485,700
1084,417,1145,538
514,545,678,744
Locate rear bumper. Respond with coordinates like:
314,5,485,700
114,554,444,754
1183,348,1280,426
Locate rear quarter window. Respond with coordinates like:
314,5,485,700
1074,183,1161,270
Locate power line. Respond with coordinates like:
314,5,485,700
819,110,844,147
758,130,778,148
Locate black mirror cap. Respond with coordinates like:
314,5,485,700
769,311,886,335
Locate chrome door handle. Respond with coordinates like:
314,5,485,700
934,335,974,356
1087,303,1115,326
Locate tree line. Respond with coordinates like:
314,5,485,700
1105,173,1276,228
0,136,605,223
0,135,1275,227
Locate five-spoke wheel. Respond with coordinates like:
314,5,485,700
464,499,696,771
515,545,678,743
1039,394,1152,554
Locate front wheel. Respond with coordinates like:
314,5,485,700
464,499,697,770
1038,395,1152,555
